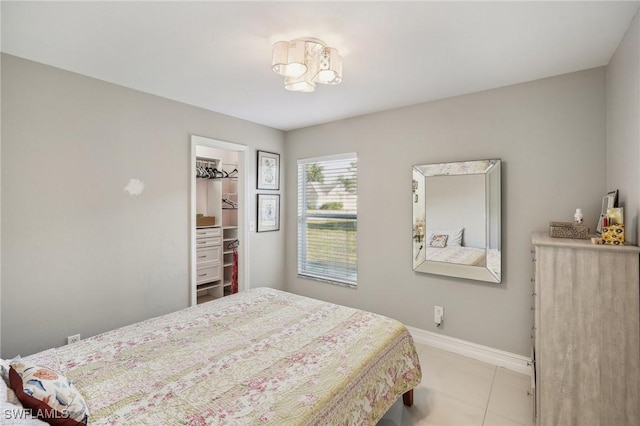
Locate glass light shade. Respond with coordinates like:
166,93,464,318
271,40,307,78
314,47,343,85
285,51,319,92
284,77,316,92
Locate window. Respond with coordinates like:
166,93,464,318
297,153,357,287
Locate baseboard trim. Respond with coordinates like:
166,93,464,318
407,326,532,376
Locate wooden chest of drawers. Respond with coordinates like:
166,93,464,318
531,232,640,425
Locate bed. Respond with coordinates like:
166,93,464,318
5,288,422,425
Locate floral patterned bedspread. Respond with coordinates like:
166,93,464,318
25,288,422,425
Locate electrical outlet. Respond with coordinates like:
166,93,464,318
67,334,81,345
434,306,444,326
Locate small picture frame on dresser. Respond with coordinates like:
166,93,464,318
596,189,618,234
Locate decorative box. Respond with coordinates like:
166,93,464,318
196,216,216,227
601,224,624,245
549,221,589,239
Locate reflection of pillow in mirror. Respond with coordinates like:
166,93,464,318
429,234,449,248
426,228,463,247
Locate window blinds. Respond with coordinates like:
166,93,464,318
297,153,358,286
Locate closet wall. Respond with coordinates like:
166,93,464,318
195,146,239,304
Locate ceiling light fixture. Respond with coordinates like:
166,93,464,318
271,38,343,92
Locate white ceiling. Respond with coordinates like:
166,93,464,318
2,1,639,131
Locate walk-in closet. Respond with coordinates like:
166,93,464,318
195,146,240,304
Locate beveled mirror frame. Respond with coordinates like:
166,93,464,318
412,159,501,283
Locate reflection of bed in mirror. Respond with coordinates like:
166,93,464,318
423,246,486,265
412,159,501,283
419,246,501,277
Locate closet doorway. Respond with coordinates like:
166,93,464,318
190,135,248,306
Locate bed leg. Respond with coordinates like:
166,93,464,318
402,389,414,407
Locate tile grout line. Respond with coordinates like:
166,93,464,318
418,344,500,412
481,365,498,426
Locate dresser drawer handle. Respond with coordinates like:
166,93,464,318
198,255,207,259
197,241,208,244
198,273,207,277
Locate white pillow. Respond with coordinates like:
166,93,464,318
426,228,463,247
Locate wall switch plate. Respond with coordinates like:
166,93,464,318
67,334,81,345
434,306,444,326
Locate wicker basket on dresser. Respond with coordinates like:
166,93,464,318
531,232,640,426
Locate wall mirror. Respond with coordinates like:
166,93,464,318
412,159,501,283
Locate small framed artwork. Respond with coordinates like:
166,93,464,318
257,194,280,232
257,150,280,190
596,189,618,234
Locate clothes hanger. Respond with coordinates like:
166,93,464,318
222,198,237,208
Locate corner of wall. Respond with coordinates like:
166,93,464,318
605,7,640,246
1,51,3,357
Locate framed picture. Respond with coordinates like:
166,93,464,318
257,194,280,232
257,150,280,190
596,189,618,234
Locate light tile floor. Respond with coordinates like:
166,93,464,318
378,343,534,426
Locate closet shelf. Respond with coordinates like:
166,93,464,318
197,282,221,292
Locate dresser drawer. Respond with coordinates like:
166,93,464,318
196,236,221,248
196,227,221,238
196,263,221,284
196,247,221,265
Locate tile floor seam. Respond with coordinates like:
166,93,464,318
426,386,491,412
389,343,532,426
485,410,528,426
481,366,498,426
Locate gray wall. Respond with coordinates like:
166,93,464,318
284,68,607,356
0,53,3,357
1,54,285,358
607,8,640,245
426,174,485,248
3,43,634,360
